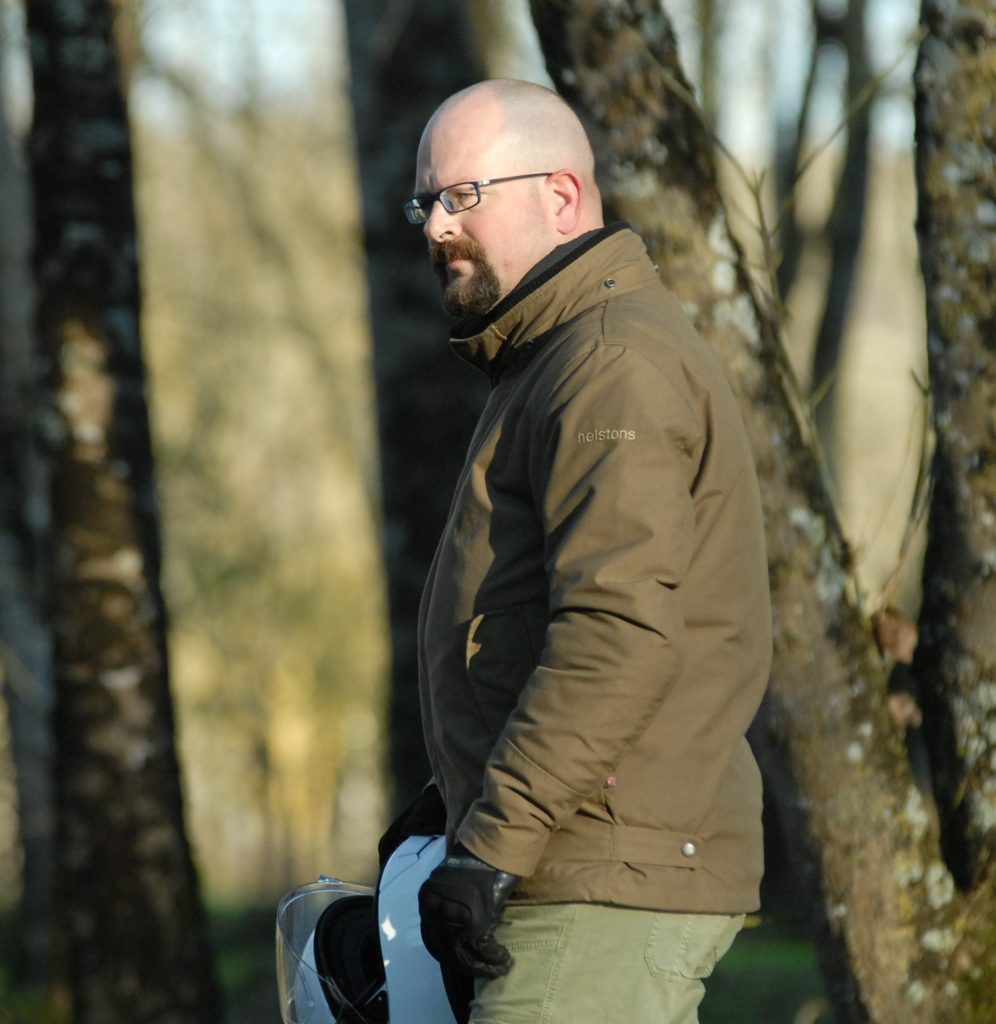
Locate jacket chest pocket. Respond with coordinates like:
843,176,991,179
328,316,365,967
465,604,544,735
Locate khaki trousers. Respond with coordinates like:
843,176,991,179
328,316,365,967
470,904,743,1024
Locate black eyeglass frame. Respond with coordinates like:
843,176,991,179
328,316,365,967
403,172,554,225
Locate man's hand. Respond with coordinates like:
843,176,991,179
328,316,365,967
418,844,519,978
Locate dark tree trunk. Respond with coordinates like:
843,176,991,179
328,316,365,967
809,0,873,442
529,0,995,1020
775,4,823,305
0,56,54,991
24,2,221,1021
913,0,996,957
776,0,872,340
343,0,486,812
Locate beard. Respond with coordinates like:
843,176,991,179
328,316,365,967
430,237,503,318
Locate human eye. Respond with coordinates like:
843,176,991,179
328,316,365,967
441,184,480,212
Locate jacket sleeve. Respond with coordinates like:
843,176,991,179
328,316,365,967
456,341,705,877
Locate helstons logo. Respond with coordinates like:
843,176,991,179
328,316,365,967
577,427,637,444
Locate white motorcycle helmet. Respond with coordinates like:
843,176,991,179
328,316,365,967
276,835,458,1024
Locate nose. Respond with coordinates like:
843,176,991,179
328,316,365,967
423,200,459,243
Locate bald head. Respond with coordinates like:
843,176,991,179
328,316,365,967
416,79,602,228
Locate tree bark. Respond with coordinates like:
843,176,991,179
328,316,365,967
912,4,996,1016
0,43,55,990
343,0,487,812
528,0,992,1020
24,1,221,1021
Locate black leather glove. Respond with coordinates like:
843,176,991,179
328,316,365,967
418,844,520,979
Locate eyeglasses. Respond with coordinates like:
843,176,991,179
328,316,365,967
403,172,553,225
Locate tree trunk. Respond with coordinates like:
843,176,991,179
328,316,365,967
465,0,550,83
810,0,873,445
528,1,993,1020
693,0,722,128
0,45,55,991
912,2,996,1016
24,2,221,1021
776,0,872,320
774,1,822,307
343,0,487,812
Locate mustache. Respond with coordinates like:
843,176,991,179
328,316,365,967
430,238,487,269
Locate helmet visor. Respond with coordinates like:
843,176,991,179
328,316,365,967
276,878,383,1024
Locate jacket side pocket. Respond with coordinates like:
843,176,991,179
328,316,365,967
465,605,540,735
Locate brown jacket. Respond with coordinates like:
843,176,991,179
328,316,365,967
417,224,771,913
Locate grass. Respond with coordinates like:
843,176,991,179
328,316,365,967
1,906,827,1024
217,906,830,1024
211,904,282,1024
702,918,829,1024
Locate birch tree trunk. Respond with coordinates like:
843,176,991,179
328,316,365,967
912,2,996,1012
528,1,995,1020
24,1,221,1020
343,0,486,812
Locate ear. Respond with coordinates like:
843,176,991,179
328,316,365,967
546,169,584,235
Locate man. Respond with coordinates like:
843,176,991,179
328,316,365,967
396,78,771,1024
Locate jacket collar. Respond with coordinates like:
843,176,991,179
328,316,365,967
448,223,656,380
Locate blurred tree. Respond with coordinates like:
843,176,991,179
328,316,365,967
913,0,996,946
777,0,874,445
127,0,390,891
528,0,994,1020
0,13,54,990
465,0,551,82
24,0,220,1020
693,0,723,127
344,0,486,814
806,0,873,423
